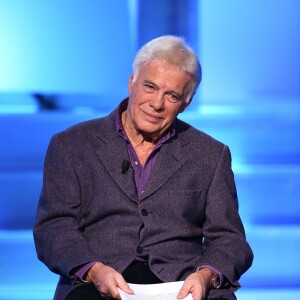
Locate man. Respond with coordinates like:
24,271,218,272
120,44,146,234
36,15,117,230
34,35,253,300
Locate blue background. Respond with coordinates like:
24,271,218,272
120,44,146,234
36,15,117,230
0,1,299,299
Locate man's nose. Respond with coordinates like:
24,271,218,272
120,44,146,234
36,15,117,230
149,94,164,111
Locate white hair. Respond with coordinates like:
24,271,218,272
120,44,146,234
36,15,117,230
132,35,202,102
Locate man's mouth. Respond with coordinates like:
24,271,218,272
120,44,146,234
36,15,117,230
142,110,163,123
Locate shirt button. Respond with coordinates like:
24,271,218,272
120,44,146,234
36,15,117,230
141,209,148,216
134,161,139,166
136,246,143,255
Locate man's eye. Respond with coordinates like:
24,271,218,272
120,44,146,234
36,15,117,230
169,94,180,102
144,84,154,90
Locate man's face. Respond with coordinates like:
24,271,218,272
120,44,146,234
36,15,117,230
126,60,192,141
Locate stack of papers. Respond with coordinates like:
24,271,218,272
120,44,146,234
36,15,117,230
118,282,192,300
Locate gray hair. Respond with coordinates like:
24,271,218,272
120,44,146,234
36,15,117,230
132,35,202,102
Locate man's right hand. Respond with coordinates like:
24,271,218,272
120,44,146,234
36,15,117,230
86,262,134,299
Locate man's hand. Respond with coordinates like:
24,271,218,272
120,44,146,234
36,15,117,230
177,268,213,300
86,262,134,299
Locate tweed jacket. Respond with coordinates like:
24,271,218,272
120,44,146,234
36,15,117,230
34,107,253,299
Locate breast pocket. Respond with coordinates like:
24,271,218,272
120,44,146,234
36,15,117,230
162,189,205,225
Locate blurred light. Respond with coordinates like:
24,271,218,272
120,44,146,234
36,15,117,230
0,105,37,114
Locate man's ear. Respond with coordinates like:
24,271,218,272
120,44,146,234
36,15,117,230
179,97,193,113
128,74,134,94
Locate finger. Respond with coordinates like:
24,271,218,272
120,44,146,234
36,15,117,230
99,292,111,299
116,275,134,295
177,283,191,299
118,280,134,295
95,284,111,298
96,275,119,299
108,287,121,300
98,282,120,300
105,274,134,300
190,287,203,300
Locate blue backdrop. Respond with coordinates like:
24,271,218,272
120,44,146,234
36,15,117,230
0,1,299,299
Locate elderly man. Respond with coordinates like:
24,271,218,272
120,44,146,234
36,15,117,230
34,35,253,300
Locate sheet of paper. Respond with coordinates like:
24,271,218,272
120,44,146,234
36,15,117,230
118,281,192,300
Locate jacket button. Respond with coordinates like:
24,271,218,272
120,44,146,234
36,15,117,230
136,246,143,255
141,209,148,216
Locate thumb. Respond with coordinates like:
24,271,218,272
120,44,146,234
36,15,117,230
116,276,134,295
177,282,190,299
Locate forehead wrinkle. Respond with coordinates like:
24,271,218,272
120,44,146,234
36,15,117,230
138,61,191,99
145,78,184,98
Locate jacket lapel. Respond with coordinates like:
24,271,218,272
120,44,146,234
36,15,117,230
140,135,190,201
94,113,138,203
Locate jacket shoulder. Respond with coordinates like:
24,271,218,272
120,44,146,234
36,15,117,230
176,118,225,150
55,111,115,141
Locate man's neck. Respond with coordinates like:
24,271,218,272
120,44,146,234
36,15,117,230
121,110,158,166
121,110,159,145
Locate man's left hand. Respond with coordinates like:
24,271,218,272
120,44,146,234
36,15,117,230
177,268,213,300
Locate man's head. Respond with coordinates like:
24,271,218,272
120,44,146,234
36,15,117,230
125,35,201,142
132,35,201,102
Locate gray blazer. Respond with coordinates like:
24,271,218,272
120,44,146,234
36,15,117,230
34,108,253,299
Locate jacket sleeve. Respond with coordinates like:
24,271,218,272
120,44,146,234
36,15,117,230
197,145,253,290
33,134,98,277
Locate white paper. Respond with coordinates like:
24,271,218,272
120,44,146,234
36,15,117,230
118,281,192,300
